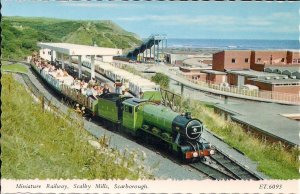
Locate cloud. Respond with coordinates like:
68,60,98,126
116,13,298,35
116,12,297,31
117,15,273,26
62,2,131,8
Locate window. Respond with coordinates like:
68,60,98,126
128,106,133,113
231,58,236,63
124,105,133,114
281,58,285,62
245,58,249,63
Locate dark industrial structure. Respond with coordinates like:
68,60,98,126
127,34,167,63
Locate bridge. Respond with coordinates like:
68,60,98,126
126,34,167,63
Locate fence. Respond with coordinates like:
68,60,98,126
180,74,300,105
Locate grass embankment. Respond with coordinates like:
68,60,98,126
2,16,142,59
184,100,300,179
1,74,152,179
1,63,28,74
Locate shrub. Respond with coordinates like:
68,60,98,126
151,73,169,89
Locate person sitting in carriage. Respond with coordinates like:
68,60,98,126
102,84,110,94
86,85,97,100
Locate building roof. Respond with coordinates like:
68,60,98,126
37,42,122,56
122,98,148,106
265,66,300,74
251,77,300,85
215,102,300,146
227,70,285,78
182,57,212,67
201,69,227,75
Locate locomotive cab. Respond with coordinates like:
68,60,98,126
121,98,147,135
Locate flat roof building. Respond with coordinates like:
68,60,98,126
212,50,252,71
37,42,122,79
212,50,300,72
248,77,300,95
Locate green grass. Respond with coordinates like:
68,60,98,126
185,100,300,179
2,16,142,60
1,74,152,179
2,63,28,74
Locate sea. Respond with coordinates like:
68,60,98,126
166,39,299,50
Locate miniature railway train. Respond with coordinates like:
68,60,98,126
68,57,162,102
30,58,214,161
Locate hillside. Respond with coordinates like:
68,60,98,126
2,73,151,179
2,16,142,59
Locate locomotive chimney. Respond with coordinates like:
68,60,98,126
185,111,192,119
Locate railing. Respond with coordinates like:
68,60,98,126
61,84,92,108
178,73,300,104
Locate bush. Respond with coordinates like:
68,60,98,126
151,73,169,89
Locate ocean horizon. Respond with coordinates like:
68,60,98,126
162,38,299,50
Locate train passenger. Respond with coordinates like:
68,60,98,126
63,69,68,77
138,91,144,99
49,65,55,72
96,86,103,96
114,79,122,94
75,104,82,114
86,86,97,100
93,86,98,96
122,88,130,96
89,78,96,86
103,84,110,94
121,85,126,94
56,68,63,77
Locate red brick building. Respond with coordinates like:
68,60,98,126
179,66,208,82
212,50,300,72
250,51,292,71
209,50,300,94
212,50,252,71
287,51,300,64
201,70,227,84
248,78,300,95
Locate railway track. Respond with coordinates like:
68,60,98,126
190,161,235,180
190,148,262,180
211,148,262,180
22,73,44,98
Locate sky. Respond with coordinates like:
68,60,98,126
2,1,299,40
